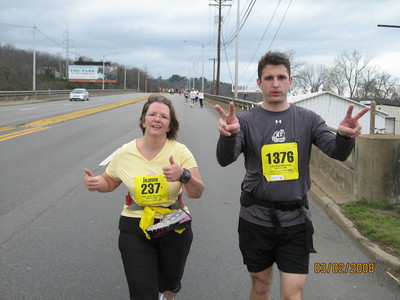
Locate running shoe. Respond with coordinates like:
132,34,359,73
146,209,192,239
159,294,174,300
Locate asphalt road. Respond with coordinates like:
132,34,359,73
0,93,398,299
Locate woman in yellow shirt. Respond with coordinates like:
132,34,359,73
84,95,204,300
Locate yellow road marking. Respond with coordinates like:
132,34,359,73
23,96,148,127
0,126,16,132
0,127,50,141
0,95,149,141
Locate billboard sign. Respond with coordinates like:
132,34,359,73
68,64,117,83
231,84,261,94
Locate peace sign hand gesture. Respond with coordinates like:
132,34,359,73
215,102,240,136
338,104,370,138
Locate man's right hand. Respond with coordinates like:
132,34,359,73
215,101,240,136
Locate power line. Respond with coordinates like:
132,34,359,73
223,0,257,48
0,21,32,28
246,0,292,87
36,27,64,49
0,21,80,56
238,0,282,82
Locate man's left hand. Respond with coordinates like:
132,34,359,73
338,104,370,138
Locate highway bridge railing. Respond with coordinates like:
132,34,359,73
0,89,136,102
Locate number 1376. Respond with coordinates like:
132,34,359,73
265,151,294,164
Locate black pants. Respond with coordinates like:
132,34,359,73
118,216,193,300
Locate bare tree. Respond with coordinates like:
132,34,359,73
373,72,399,101
334,50,370,99
324,66,346,96
295,65,329,93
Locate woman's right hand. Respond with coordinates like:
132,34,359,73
84,169,100,191
83,169,122,192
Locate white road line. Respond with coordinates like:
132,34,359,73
20,107,36,111
99,149,118,166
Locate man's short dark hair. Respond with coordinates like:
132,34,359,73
257,51,291,79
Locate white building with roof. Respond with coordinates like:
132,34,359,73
286,91,394,134
376,104,400,135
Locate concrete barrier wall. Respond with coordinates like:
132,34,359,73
311,135,400,204
310,146,356,198
355,135,400,204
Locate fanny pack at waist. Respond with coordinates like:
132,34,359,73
125,193,182,211
240,190,309,211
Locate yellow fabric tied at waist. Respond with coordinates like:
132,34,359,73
139,206,187,239
139,206,171,239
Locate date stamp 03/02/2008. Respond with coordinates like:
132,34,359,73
313,262,375,274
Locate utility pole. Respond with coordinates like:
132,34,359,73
63,26,72,79
209,0,232,95
32,23,36,96
145,66,148,93
216,2,222,95
138,70,140,91
234,0,240,99
209,58,217,94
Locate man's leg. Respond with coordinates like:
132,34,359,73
279,272,307,300
249,266,273,300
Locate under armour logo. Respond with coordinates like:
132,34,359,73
275,120,282,124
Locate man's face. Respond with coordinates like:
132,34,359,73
257,64,292,105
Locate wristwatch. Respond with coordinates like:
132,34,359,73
179,168,191,183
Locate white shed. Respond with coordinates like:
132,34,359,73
287,91,392,134
376,104,400,135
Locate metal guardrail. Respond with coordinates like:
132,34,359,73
205,93,259,111
0,89,134,100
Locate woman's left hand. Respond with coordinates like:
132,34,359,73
162,155,183,182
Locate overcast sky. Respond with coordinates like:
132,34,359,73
1,0,400,88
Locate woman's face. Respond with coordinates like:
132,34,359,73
142,102,171,137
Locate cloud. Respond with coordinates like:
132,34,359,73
1,0,400,86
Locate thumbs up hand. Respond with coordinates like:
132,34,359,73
84,168,100,191
162,155,183,182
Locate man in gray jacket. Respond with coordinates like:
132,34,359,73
215,51,370,300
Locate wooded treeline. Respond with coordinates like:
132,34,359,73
1,45,399,104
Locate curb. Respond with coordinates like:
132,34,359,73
309,181,400,275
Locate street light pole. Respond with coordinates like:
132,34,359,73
377,24,400,28
183,40,205,92
102,51,118,90
102,57,105,90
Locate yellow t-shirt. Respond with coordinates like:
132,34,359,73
106,139,198,218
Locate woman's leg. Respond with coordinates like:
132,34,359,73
157,224,193,296
119,216,159,300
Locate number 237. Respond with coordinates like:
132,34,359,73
141,183,161,194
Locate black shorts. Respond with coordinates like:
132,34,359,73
118,216,193,300
238,217,311,274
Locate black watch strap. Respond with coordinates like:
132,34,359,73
179,168,191,183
